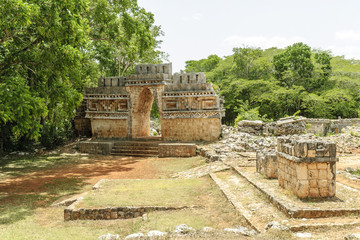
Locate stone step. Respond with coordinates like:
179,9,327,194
111,149,159,155
210,170,290,233
131,136,162,142
111,140,160,157
112,146,159,150
113,142,160,147
110,152,158,157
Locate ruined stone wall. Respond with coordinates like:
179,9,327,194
256,150,277,179
158,143,197,157
306,118,360,136
91,119,128,138
162,118,221,141
277,137,337,199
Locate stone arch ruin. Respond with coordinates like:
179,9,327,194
81,63,224,141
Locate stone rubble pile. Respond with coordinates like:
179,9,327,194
236,116,307,136
323,125,360,153
198,126,277,163
98,224,256,240
201,119,360,164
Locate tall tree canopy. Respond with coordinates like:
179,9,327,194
0,0,165,151
185,43,360,125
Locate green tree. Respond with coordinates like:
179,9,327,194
185,54,221,73
273,42,331,91
0,0,166,151
88,0,166,76
231,47,271,80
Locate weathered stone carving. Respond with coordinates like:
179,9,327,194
82,63,224,141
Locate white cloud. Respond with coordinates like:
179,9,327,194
222,35,306,49
334,30,360,41
192,13,203,21
327,45,360,59
181,13,203,22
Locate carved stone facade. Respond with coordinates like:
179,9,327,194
83,63,224,141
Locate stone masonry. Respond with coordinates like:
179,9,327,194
81,63,224,141
277,136,337,199
256,150,277,179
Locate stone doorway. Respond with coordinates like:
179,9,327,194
131,87,161,138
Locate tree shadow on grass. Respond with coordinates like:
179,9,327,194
0,177,86,225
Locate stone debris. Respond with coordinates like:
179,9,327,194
124,233,144,239
201,227,215,232
174,224,195,234
98,233,120,240
223,226,256,236
324,126,360,153
146,230,167,237
237,120,264,135
295,232,312,238
344,233,360,240
265,221,290,231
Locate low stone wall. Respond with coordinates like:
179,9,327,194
307,118,360,136
158,143,196,157
277,137,337,199
256,150,277,179
64,206,190,221
78,141,114,155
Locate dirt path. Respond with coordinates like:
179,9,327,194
0,156,161,195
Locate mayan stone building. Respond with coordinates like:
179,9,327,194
82,63,224,142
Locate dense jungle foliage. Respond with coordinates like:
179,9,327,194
185,43,360,125
0,0,166,151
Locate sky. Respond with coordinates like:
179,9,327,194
138,0,360,73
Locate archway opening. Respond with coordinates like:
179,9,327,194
150,100,161,137
132,87,161,138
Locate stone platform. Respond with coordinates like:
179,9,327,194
235,166,360,218
78,139,197,158
211,168,360,233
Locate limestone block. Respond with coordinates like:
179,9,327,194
307,149,316,158
296,163,308,180
308,169,318,179
309,179,317,188
318,169,328,180
294,141,308,158
317,163,328,170
309,188,320,198
319,188,329,197
296,180,310,199
308,163,317,170
318,180,328,188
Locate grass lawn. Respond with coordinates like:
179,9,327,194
80,178,208,208
0,152,247,239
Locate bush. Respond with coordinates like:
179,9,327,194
39,120,75,150
234,107,263,127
